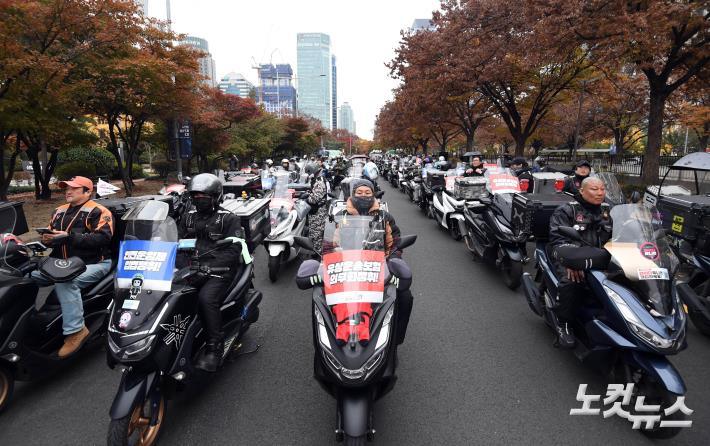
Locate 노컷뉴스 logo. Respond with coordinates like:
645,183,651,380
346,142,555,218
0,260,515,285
570,384,693,429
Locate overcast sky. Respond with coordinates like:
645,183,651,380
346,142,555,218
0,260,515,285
145,0,441,139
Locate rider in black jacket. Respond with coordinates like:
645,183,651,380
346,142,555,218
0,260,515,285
180,173,245,371
562,160,592,195
548,177,612,348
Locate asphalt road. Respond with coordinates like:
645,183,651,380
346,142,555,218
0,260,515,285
1,182,709,446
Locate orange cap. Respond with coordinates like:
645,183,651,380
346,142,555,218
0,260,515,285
58,176,93,191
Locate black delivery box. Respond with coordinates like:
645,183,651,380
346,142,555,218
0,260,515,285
511,193,572,239
221,197,270,252
657,194,710,243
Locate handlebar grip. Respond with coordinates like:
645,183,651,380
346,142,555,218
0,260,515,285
210,267,231,273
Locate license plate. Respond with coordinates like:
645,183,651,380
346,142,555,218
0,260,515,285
122,299,140,310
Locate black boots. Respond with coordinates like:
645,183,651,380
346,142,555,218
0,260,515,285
195,340,223,372
553,321,576,349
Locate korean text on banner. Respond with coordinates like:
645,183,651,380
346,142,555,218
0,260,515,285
116,240,177,291
488,173,522,194
323,250,386,306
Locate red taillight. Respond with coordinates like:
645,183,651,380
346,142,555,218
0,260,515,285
554,179,565,192
519,178,529,192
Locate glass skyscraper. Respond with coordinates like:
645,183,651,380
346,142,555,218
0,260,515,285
296,33,332,129
331,55,337,130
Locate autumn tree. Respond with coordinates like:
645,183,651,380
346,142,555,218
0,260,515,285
0,0,139,198
548,0,709,182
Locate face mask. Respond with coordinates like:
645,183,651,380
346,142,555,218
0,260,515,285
575,173,589,182
193,196,214,214
351,196,374,215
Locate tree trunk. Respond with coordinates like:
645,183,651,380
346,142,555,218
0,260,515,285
613,129,625,157
107,120,132,196
0,137,20,201
466,133,474,151
514,134,526,157
642,91,667,184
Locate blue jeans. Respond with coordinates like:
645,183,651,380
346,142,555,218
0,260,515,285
31,259,112,335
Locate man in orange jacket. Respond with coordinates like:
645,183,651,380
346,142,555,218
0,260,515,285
31,176,114,357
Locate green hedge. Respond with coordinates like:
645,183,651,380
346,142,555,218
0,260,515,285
55,161,97,181
60,147,115,177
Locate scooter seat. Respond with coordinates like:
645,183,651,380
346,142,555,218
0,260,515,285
43,260,116,307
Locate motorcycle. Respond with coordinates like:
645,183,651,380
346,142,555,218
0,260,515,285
294,214,416,444
429,171,466,240
0,206,115,413
462,169,527,289
263,176,312,282
106,200,262,445
520,204,688,439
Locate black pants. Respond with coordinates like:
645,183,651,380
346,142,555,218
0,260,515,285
395,288,413,344
553,263,586,322
198,274,234,342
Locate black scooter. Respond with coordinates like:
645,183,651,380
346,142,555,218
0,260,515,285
106,201,262,446
0,212,114,412
294,215,416,444
462,194,527,289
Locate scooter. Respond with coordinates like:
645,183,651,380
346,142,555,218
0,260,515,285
520,204,688,439
0,207,114,413
461,170,527,289
264,194,311,282
429,173,466,240
294,214,416,444
106,200,262,445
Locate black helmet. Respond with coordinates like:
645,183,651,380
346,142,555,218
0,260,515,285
304,162,321,176
187,173,223,203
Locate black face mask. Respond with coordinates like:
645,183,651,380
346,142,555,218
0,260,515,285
575,173,589,183
193,196,214,214
351,196,374,215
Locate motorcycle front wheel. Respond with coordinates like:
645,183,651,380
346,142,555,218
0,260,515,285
500,253,522,290
107,390,167,446
268,255,281,283
0,365,14,413
344,435,366,446
633,373,686,439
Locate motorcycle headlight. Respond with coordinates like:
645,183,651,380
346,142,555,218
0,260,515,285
123,335,157,358
604,285,674,350
315,307,332,350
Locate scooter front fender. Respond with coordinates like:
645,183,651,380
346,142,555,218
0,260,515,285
109,370,159,420
502,245,523,262
624,350,686,395
342,391,369,438
267,243,287,258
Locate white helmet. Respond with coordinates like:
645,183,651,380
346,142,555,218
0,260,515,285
266,159,273,166
281,158,289,164
438,156,445,162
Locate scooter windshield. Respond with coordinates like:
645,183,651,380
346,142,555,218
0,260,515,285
606,204,679,315
597,172,625,205
116,201,178,291
321,215,387,306
0,205,16,235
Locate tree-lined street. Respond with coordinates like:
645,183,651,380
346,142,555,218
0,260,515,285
1,183,708,445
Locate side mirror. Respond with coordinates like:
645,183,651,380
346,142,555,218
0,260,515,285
394,234,417,252
558,226,583,243
375,190,385,199
294,236,316,253
327,191,338,199
630,191,641,203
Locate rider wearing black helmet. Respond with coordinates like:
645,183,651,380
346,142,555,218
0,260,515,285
180,173,245,372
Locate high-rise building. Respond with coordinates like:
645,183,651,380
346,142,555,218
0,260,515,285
183,36,217,88
411,19,435,33
338,102,356,135
218,72,255,99
257,64,296,116
331,55,337,130
135,0,148,14
296,33,332,128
